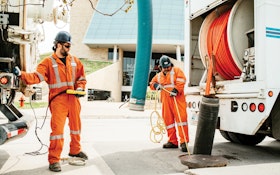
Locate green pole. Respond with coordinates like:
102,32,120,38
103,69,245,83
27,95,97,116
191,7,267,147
129,0,153,111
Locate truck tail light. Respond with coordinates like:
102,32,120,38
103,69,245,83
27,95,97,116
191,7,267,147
258,103,265,112
0,73,15,88
188,102,192,108
249,103,256,112
241,102,248,111
268,91,273,97
0,76,8,85
192,102,196,108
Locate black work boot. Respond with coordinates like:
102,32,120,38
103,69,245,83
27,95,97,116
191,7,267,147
69,151,88,160
163,142,178,149
49,162,61,172
180,143,188,152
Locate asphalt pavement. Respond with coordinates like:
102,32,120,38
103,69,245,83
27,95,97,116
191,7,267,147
0,100,280,175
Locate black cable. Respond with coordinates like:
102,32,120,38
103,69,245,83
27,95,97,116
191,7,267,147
24,97,48,156
119,98,130,109
25,90,66,156
87,0,132,16
24,90,67,156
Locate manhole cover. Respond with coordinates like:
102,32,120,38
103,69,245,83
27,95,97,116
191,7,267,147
179,154,228,169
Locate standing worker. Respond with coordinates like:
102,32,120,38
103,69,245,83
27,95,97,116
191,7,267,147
149,55,189,152
14,31,88,172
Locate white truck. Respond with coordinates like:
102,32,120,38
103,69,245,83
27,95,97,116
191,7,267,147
0,0,69,145
185,0,280,145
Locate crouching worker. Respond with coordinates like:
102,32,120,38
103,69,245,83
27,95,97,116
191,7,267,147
14,31,88,172
149,55,189,152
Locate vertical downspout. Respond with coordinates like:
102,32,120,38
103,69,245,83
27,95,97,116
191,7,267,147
129,0,153,111
176,45,182,61
113,45,118,63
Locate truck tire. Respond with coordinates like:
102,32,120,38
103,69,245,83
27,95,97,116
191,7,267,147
227,132,266,145
227,132,242,144
219,130,233,142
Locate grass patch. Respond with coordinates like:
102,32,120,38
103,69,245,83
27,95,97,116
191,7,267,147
79,58,112,75
39,53,112,75
14,101,48,109
40,52,52,60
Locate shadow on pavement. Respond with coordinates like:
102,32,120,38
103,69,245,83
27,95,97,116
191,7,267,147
96,140,280,174
100,147,188,175
210,140,280,166
0,150,9,170
2,140,280,174
1,158,98,175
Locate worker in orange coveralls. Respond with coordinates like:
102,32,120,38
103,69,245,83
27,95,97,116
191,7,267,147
149,55,189,152
14,31,87,172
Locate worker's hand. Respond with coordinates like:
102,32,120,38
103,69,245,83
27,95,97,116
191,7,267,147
75,87,85,97
13,66,21,76
170,88,178,97
153,83,162,90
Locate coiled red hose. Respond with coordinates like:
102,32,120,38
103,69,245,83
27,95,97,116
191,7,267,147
207,10,241,80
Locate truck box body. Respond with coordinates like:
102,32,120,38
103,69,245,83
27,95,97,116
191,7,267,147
185,0,280,144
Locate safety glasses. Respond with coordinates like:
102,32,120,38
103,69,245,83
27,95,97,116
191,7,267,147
63,44,71,49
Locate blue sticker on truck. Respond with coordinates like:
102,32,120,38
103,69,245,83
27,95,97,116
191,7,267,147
266,27,280,39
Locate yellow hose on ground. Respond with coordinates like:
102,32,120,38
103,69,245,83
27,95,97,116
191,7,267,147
149,90,166,143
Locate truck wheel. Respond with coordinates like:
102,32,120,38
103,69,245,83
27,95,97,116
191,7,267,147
227,132,266,145
227,132,242,144
219,130,233,142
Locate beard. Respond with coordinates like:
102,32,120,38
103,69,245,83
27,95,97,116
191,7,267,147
163,69,170,75
61,49,68,57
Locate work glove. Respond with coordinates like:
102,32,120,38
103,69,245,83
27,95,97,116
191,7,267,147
170,88,178,97
13,66,21,76
75,87,86,97
153,83,162,90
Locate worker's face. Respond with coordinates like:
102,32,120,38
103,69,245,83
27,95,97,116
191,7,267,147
59,43,71,57
162,66,171,74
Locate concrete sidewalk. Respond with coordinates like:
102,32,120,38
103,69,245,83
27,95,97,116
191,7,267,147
1,101,280,175
16,100,157,119
80,100,156,118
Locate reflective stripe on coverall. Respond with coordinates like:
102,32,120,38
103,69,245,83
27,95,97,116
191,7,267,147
21,53,86,164
150,67,189,145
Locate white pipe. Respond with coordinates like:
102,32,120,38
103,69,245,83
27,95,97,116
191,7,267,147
176,45,182,61
113,45,118,63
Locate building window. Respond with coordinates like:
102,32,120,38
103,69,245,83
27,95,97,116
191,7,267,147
122,52,135,86
123,57,134,86
108,48,119,60
122,92,130,102
87,88,111,101
122,52,178,87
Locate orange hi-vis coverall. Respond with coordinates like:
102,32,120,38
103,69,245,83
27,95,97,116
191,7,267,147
20,53,87,164
150,67,189,145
